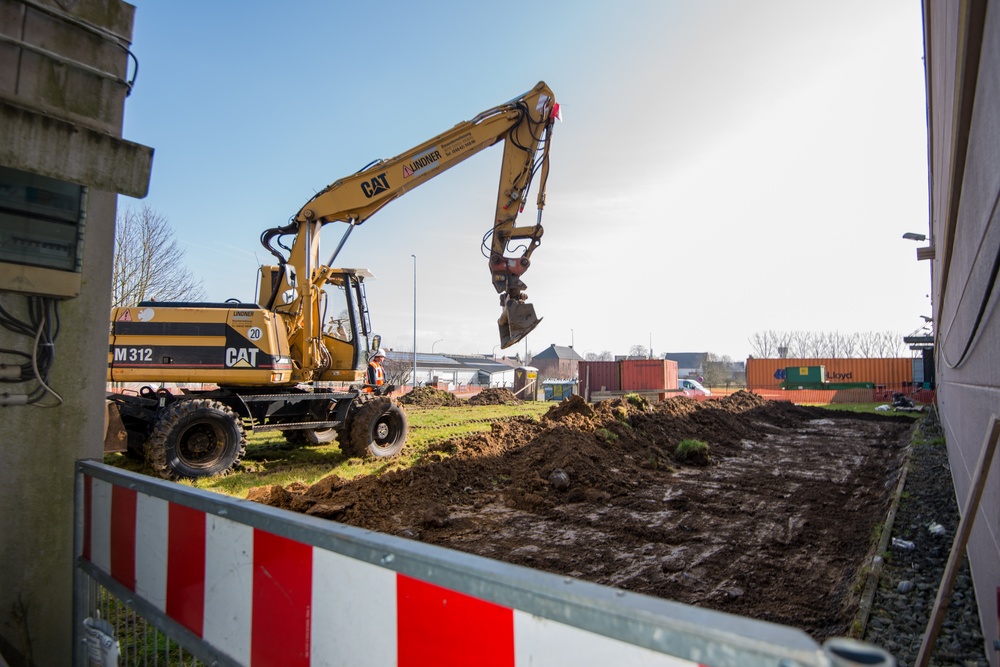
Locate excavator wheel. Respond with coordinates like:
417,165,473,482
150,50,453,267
343,397,408,458
147,399,247,479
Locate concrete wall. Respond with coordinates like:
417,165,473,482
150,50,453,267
0,1,151,664
924,2,1000,664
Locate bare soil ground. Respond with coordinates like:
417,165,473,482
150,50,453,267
248,391,913,641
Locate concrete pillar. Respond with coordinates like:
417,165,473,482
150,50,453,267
0,1,152,663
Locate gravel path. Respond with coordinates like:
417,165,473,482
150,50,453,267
863,412,992,667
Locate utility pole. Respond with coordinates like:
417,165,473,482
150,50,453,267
411,254,417,390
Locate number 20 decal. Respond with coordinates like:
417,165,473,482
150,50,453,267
247,327,263,341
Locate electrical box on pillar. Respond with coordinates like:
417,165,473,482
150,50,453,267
0,165,88,299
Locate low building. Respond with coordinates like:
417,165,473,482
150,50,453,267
384,351,516,387
530,344,584,379
661,352,708,379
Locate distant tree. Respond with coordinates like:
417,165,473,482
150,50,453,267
585,350,613,361
805,331,827,358
112,204,204,308
627,345,648,359
877,330,904,357
381,353,414,388
857,331,879,358
702,353,733,387
839,332,859,358
786,330,807,357
748,330,791,358
749,329,905,358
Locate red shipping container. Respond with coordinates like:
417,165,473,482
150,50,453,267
621,360,678,391
578,361,620,398
664,359,679,389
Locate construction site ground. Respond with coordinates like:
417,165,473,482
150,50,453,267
249,390,915,642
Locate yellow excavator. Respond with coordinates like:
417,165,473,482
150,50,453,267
106,81,558,479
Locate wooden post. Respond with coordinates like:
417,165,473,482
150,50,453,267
914,415,1000,667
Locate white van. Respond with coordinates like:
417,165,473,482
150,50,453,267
678,378,711,396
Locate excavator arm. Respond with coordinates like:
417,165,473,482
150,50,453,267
261,81,558,349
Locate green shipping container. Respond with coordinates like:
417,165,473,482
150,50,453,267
785,366,826,384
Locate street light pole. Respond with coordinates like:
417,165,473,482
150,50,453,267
412,254,417,391
432,339,443,354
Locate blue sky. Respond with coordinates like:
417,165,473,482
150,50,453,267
122,1,930,360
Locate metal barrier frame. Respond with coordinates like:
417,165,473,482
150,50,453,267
73,460,876,667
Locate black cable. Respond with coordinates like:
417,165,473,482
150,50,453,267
0,301,34,337
941,242,1000,369
0,295,61,405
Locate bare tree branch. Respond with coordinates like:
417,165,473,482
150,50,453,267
112,204,204,308
748,330,905,359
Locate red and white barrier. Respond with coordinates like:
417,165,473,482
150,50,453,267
81,474,704,667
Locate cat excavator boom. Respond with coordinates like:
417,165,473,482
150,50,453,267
263,80,558,351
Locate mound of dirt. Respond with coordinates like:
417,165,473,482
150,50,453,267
249,395,913,641
398,386,462,406
543,394,594,421
466,387,523,405
717,388,770,411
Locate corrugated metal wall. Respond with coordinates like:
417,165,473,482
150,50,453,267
579,361,620,396
746,358,914,389
580,360,681,398
620,360,679,391
924,4,1000,653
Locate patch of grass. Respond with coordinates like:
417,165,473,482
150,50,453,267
675,438,710,465
870,520,885,540
596,427,618,443
624,393,650,411
103,401,553,498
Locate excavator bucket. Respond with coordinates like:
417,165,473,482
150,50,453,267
498,301,542,348
103,400,128,453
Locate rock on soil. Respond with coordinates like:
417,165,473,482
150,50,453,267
249,390,915,643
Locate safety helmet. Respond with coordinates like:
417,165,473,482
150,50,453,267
371,349,385,360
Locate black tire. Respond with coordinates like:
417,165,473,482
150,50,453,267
344,398,408,458
305,427,338,444
147,399,247,479
124,436,146,461
281,426,338,446
281,429,309,447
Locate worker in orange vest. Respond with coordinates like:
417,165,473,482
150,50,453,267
366,349,386,389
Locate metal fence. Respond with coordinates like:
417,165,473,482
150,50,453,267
73,460,895,667
79,576,205,666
